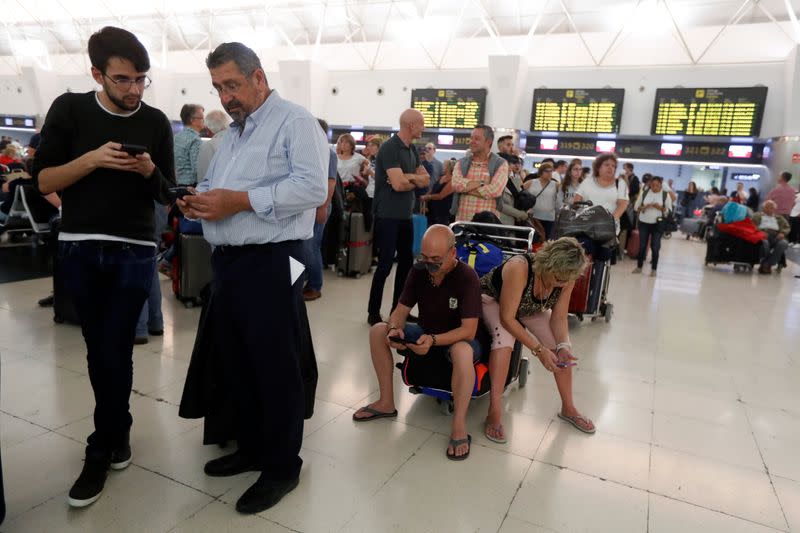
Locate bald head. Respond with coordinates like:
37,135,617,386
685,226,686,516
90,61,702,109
399,109,425,141
421,225,456,259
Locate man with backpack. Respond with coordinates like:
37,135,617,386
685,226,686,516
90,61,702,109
353,225,482,461
451,125,508,222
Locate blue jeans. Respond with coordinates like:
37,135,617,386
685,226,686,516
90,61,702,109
637,222,663,270
58,240,155,461
304,221,326,291
135,266,163,337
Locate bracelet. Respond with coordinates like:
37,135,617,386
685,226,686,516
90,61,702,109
532,344,543,357
430,334,437,346
555,342,571,353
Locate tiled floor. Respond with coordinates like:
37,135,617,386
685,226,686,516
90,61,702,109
0,237,799,532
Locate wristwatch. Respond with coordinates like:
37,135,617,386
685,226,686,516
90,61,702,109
431,334,438,346
532,344,543,357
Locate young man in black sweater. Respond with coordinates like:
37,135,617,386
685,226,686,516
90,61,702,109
32,26,175,508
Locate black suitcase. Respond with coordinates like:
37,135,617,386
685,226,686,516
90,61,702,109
337,212,372,278
173,233,213,308
705,231,761,269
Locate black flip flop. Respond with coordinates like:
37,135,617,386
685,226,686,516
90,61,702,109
446,434,472,461
352,406,398,423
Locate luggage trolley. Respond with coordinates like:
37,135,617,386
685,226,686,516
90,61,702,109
397,222,535,415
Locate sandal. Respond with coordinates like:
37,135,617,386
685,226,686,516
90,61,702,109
557,413,596,434
352,406,398,423
446,435,472,461
484,421,507,444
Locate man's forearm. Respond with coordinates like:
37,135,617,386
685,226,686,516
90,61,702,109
430,324,477,346
38,153,94,194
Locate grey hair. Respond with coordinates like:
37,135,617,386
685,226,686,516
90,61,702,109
763,199,777,209
474,124,494,143
204,110,229,134
533,237,589,282
206,42,263,77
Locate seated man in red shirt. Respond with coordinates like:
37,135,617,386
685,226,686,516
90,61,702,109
353,224,482,461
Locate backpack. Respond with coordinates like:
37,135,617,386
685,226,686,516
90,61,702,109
450,153,507,216
456,240,504,277
506,178,537,211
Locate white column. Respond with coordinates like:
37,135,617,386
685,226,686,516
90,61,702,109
277,60,329,117
783,45,800,136
486,55,528,130
20,66,61,117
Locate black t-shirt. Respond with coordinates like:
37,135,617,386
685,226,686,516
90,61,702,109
32,92,175,242
398,261,481,335
373,134,420,220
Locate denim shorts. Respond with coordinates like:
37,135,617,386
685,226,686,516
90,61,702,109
400,324,482,363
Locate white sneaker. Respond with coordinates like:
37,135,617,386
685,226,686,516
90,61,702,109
632,267,642,274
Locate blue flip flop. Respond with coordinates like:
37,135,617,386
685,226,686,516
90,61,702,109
446,435,472,461
352,406,398,423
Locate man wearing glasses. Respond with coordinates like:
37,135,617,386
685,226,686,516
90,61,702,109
354,225,482,462
33,26,175,508
174,104,205,186
178,42,328,514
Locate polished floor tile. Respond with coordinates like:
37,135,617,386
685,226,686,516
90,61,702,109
0,237,797,531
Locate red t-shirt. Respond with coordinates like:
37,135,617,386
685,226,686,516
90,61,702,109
398,261,481,335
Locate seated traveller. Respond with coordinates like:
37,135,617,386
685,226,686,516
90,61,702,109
480,237,595,442
354,225,482,461
752,200,790,274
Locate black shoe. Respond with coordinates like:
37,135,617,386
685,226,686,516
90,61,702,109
148,329,164,336
67,457,109,508
38,294,54,307
133,336,148,345
204,452,260,477
235,474,299,514
111,433,132,471
406,314,419,323
367,313,383,326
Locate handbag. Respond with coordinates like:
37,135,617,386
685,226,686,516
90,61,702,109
654,191,678,232
505,178,536,211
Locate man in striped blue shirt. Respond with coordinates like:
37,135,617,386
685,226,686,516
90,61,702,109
178,42,328,515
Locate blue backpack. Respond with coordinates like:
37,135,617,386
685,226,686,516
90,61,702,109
456,240,504,277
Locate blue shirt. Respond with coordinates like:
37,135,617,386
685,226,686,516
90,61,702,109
197,90,329,245
173,127,202,185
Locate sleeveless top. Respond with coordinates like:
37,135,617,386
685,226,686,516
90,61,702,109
480,254,562,318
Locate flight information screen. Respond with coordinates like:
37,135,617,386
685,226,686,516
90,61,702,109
411,88,487,129
530,88,624,133
651,87,768,136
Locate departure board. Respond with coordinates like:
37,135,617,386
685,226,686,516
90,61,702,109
530,88,624,133
651,87,768,136
411,89,487,129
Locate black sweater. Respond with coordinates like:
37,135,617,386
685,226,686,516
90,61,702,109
32,92,175,242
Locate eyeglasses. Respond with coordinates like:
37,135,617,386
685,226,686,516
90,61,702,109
103,73,151,90
191,115,205,121
212,79,250,97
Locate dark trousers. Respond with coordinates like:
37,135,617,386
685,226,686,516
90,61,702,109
534,219,555,240
59,240,155,460
789,216,800,244
637,222,663,270
368,217,413,316
211,241,305,481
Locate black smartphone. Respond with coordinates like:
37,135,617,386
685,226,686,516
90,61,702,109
167,186,195,202
120,143,148,156
388,336,410,345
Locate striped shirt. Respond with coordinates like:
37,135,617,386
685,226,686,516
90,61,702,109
451,158,508,222
196,90,329,246
173,128,202,185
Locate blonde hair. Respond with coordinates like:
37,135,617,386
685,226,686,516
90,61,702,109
443,159,456,175
533,237,589,281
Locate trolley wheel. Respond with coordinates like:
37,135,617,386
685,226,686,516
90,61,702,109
337,270,344,277
437,398,454,416
53,315,65,324
576,313,584,322
184,300,195,309
685,234,690,240
518,358,529,388
663,232,672,240
355,273,362,279
604,303,614,323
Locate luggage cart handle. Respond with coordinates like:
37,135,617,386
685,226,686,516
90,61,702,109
450,221,535,253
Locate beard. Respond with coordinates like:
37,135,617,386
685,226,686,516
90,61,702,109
224,98,248,124
103,81,141,111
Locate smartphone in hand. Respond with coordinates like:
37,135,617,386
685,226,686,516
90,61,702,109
120,143,148,156
167,186,195,202
388,336,410,345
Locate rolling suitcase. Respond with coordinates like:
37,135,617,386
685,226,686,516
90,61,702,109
412,213,427,257
173,233,213,307
337,211,372,277
569,254,593,314
680,217,704,240
626,229,641,258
